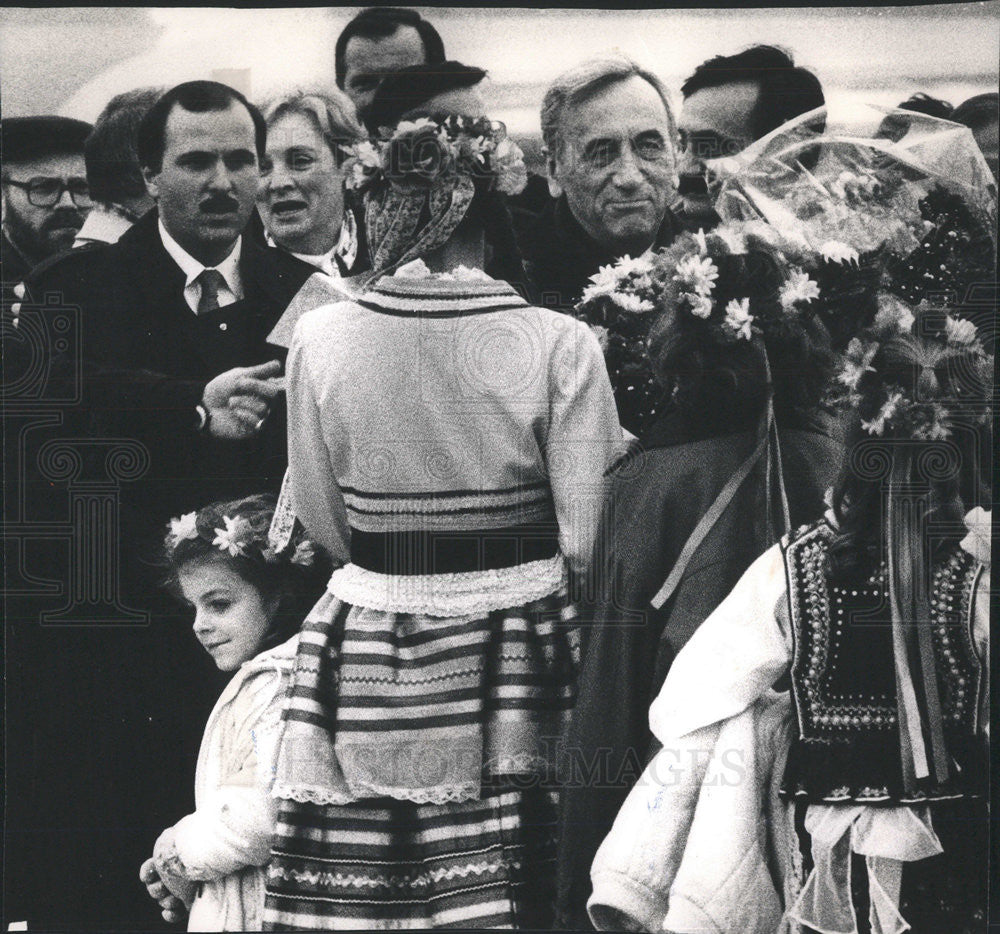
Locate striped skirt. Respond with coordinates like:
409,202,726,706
263,786,559,930
265,583,578,928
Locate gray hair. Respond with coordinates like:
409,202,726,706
261,89,364,164
540,54,676,157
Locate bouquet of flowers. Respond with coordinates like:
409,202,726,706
575,221,833,434
342,115,528,195
714,104,996,261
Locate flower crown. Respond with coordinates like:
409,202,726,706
578,222,829,347
165,510,318,568
342,115,528,196
831,294,992,441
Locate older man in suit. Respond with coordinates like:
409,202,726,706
7,81,313,930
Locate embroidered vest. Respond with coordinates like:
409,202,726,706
781,521,984,805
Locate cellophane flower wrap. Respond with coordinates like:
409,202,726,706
714,104,997,354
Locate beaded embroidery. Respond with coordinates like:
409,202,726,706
783,521,982,802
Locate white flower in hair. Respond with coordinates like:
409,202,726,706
674,253,719,297
779,268,820,310
860,389,903,435
873,293,915,335
944,315,977,345
291,540,316,567
684,292,714,319
959,507,991,567
724,298,754,340
611,292,655,314
819,240,859,265
838,338,879,390
168,512,199,546
213,515,253,557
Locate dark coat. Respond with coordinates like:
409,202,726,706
512,186,679,313
555,408,843,930
4,211,313,931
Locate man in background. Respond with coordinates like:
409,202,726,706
953,92,998,181
674,45,825,229
75,86,162,246
335,7,445,124
1,115,92,298
8,80,312,931
514,55,678,311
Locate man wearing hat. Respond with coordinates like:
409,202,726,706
1,115,93,296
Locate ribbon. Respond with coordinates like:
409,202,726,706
787,804,942,934
886,451,950,792
651,344,791,610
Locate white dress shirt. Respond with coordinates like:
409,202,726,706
158,219,243,313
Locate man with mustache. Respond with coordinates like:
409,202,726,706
1,116,92,309
513,55,679,312
8,81,313,930
675,45,825,230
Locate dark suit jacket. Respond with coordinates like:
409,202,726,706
25,209,314,530
511,186,679,313
555,408,843,930
6,211,313,931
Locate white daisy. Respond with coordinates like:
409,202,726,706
167,512,199,546
873,294,915,334
779,268,820,310
213,515,252,558
674,254,719,297
612,292,655,314
837,338,879,390
685,292,714,319
944,315,977,345
860,390,902,435
724,298,754,340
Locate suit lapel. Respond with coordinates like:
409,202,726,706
123,214,217,374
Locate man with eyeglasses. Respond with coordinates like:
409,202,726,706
514,55,679,313
1,116,93,302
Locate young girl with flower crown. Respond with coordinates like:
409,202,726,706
587,287,992,934
137,494,326,932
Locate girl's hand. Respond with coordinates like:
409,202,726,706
139,857,191,924
151,828,198,907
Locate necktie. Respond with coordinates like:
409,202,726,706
195,268,227,315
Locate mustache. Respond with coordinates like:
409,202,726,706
201,195,240,213
42,209,84,232
676,173,710,196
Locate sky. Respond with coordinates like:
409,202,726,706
1,5,997,135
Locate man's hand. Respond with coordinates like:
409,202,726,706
201,360,284,440
139,856,192,925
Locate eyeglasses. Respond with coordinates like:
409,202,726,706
3,177,93,208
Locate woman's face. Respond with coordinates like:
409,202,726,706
178,557,279,671
258,110,345,255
